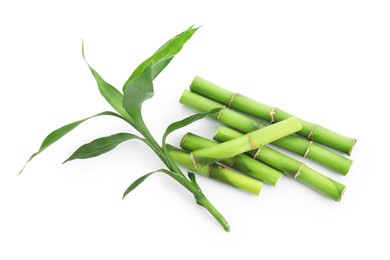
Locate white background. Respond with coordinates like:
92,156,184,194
1,0,389,259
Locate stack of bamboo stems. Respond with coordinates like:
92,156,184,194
171,76,356,201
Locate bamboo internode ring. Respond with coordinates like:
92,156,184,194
216,106,225,122
207,164,213,177
246,133,257,150
304,141,313,157
230,156,238,167
294,163,305,179
228,93,237,108
253,146,263,159
189,152,198,167
307,124,317,140
180,132,189,148
269,107,276,123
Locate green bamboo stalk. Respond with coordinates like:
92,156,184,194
179,90,352,175
166,145,262,195
214,126,346,201
180,133,283,186
190,117,302,167
190,76,357,155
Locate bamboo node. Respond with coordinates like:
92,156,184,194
303,141,313,157
231,156,238,167
180,132,189,148
253,146,263,158
348,138,357,156
207,164,213,177
216,106,225,122
269,107,276,123
189,152,198,168
247,133,257,150
294,163,305,179
228,93,237,108
258,123,266,129
307,124,317,140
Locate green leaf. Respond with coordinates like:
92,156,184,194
82,41,134,125
161,108,222,147
63,133,147,163
122,63,154,126
19,111,125,175
122,168,179,199
188,172,202,191
122,26,198,91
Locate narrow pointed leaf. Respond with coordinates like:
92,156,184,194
19,111,125,174
162,108,222,147
82,42,134,125
63,133,147,163
122,63,154,126
150,57,173,79
123,26,198,91
188,172,202,191
122,169,180,199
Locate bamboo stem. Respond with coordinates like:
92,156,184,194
179,90,353,175
167,145,262,195
190,76,357,155
214,126,346,201
180,133,282,186
190,117,302,167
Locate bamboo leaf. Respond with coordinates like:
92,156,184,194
82,42,134,125
188,172,202,191
122,63,154,130
123,26,198,91
161,108,222,147
122,169,179,199
19,111,125,174
63,133,147,163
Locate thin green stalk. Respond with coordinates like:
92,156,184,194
179,90,353,175
167,145,262,195
190,76,357,155
180,133,282,186
141,125,230,231
214,126,346,201
190,117,302,167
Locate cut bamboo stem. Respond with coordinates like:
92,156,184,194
179,90,352,175
180,133,283,186
190,117,302,167
166,144,262,195
214,126,346,201
190,76,357,155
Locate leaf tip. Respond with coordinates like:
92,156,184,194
18,155,35,176
194,25,202,30
122,191,129,200
81,38,85,59
17,167,25,176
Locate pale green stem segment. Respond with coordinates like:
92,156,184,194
214,126,346,202
179,90,352,175
190,117,302,167
180,133,282,186
190,76,357,155
167,145,262,195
